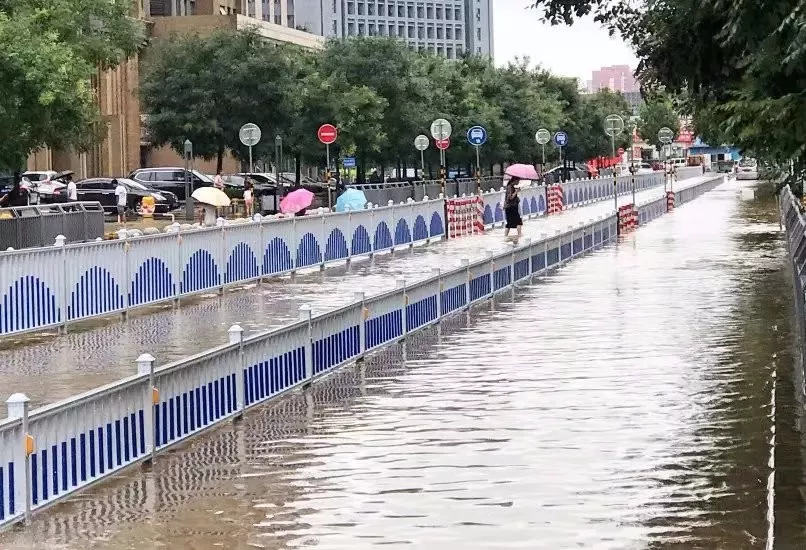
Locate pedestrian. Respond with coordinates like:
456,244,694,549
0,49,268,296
214,172,225,190
113,178,127,224
243,179,254,217
0,178,29,207
66,176,77,202
504,178,523,244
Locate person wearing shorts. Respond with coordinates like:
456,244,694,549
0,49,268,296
113,178,127,224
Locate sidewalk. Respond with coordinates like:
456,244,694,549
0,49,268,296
1,180,706,407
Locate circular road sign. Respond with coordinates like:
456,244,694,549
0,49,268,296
414,134,429,151
318,123,338,145
430,118,452,140
604,114,625,137
535,128,551,145
554,131,568,147
435,138,450,150
467,126,487,146
239,123,261,147
658,127,675,144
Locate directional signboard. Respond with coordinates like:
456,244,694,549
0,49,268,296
414,134,429,151
467,126,487,146
239,123,261,146
658,127,675,144
342,157,356,168
554,131,568,147
604,114,625,137
436,138,450,150
318,124,338,145
430,118,452,140
535,128,551,145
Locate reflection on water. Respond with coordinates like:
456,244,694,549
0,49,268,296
2,180,802,549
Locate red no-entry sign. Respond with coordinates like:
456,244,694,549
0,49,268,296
436,138,450,150
318,124,338,145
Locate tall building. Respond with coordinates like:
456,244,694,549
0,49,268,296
589,65,637,94
293,0,494,58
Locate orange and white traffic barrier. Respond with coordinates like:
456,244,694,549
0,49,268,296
666,191,675,212
618,203,638,234
445,197,484,239
547,185,564,215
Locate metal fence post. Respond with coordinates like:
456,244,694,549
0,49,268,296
431,268,441,317
6,393,31,523
299,305,313,381
136,354,156,463
396,278,407,338
228,325,245,418
354,292,366,358
461,258,470,308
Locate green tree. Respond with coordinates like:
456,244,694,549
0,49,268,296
0,0,144,170
636,98,680,150
140,29,299,173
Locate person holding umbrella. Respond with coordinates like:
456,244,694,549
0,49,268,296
504,178,523,244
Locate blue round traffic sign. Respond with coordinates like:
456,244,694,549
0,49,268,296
554,131,568,147
467,125,487,146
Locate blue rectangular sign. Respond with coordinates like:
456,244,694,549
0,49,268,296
342,157,356,168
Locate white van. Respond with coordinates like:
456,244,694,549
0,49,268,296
736,158,758,180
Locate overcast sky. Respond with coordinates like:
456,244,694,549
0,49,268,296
492,0,639,83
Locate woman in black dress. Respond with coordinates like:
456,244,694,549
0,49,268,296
504,178,523,243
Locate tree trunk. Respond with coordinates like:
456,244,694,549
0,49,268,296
357,157,366,184
216,148,224,174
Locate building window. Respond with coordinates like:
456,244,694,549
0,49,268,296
332,20,338,33
287,14,294,25
348,21,356,34
426,25,434,39
358,2,364,14
446,45,453,58
358,22,365,34
368,2,375,15
408,25,414,38
378,3,385,15
476,27,481,40
417,26,424,38
398,5,404,16
426,6,433,18
368,22,375,35
332,0,337,12
399,24,405,35
455,24,462,39
416,5,423,18
388,25,395,36
274,14,281,23
407,5,413,17
477,46,481,53
436,25,443,39
445,26,452,39
347,1,354,13
454,8,460,19
435,6,442,18
437,45,444,56
475,7,480,20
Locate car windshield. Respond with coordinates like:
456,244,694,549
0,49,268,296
223,175,246,186
192,170,215,183
739,158,757,167
121,178,149,190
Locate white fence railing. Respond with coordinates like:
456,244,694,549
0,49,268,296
0,174,724,530
0,170,694,339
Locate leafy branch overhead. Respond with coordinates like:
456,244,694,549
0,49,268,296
139,33,643,180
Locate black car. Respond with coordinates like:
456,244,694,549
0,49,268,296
53,178,179,214
127,167,215,201
542,166,593,184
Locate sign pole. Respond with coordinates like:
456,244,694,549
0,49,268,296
249,145,254,175
541,144,545,167
420,150,425,177
475,145,481,192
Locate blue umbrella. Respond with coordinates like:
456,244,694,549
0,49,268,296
335,188,368,212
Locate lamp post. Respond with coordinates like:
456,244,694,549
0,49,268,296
275,135,283,185
183,139,193,219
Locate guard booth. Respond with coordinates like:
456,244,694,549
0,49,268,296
0,202,104,249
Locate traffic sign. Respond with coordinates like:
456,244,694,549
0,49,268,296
554,131,568,147
604,114,625,137
318,123,338,145
436,138,450,150
239,123,261,147
658,127,675,144
414,134,429,151
617,147,625,155
535,128,551,145
467,125,487,146
430,118,452,140
342,157,356,168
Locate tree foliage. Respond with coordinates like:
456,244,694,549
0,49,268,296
637,97,680,150
0,0,144,170
527,0,806,189
141,34,636,181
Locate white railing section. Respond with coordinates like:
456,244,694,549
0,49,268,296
0,170,691,338
0,174,724,530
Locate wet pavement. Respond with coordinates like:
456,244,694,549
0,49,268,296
2,178,802,549
2,183,693,408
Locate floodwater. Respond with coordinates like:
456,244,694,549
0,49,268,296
2,184,666,408
2,178,803,549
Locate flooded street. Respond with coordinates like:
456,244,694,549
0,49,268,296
3,179,804,549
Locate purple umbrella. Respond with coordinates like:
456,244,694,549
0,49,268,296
505,163,540,180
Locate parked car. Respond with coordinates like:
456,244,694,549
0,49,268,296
21,170,62,198
736,157,759,180
52,178,180,214
127,167,215,200
619,162,654,175
543,166,592,184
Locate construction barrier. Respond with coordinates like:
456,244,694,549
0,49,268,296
666,191,676,212
445,197,484,239
547,185,564,215
618,204,638,234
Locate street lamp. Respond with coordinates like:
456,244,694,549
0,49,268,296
275,135,283,187
183,139,193,219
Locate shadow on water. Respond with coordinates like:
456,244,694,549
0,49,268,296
3,180,806,549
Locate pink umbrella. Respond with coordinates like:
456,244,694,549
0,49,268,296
279,189,314,214
505,163,540,180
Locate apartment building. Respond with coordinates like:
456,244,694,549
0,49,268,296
27,0,322,178
293,0,493,58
